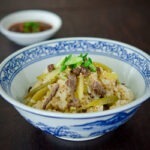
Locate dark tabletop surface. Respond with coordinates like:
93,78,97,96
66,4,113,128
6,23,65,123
0,0,149,150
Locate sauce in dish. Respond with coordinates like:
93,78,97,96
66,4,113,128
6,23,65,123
9,21,52,33
24,53,134,113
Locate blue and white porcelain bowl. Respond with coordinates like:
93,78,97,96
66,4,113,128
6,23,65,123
0,37,149,141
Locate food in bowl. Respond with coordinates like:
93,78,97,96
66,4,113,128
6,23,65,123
24,53,134,113
0,37,149,141
0,10,62,45
9,21,52,33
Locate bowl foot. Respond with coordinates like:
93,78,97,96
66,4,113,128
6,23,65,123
55,135,103,141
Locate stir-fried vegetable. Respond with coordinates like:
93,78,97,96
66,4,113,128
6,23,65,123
102,71,118,81
76,74,84,100
32,86,48,101
38,68,60,83
25,81,52,99
86,96,118,108
93,62,112,72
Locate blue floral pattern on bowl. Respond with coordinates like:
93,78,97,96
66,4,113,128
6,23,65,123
0,39,149,94
25,107,138,139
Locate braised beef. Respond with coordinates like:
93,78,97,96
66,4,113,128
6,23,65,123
68,97,80,108
66,74,77,92
81,67,90,76
66,74,80,107
43,83,59,109
47,64,55,72
91,80,106,97
71,67,81,76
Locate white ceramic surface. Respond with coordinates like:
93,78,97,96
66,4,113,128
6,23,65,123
0,37,149,141
0,10,62,45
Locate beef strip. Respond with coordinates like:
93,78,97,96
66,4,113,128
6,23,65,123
68,97,80,107
66,74,77,92
91,80,106,98
71,67,90,76
80,67,90,76
66,74,80,107
47,64,55,72
71,67,81,76
43,83,59,109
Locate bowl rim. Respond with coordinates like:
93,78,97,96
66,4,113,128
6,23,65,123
0,37,149,119
0,9,62,37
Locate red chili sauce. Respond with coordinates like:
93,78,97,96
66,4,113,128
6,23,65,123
8,21,52,33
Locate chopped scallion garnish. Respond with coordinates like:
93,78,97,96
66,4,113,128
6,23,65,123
23,22,40,33
56,53,96,72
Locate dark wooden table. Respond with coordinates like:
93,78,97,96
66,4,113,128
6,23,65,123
0,0,149,150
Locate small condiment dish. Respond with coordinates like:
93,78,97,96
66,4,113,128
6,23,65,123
0,10,62,46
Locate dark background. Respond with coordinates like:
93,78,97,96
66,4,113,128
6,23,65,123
0,0,149,150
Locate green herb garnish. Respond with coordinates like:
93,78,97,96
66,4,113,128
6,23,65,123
23,22,40,33
56,53,96,72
